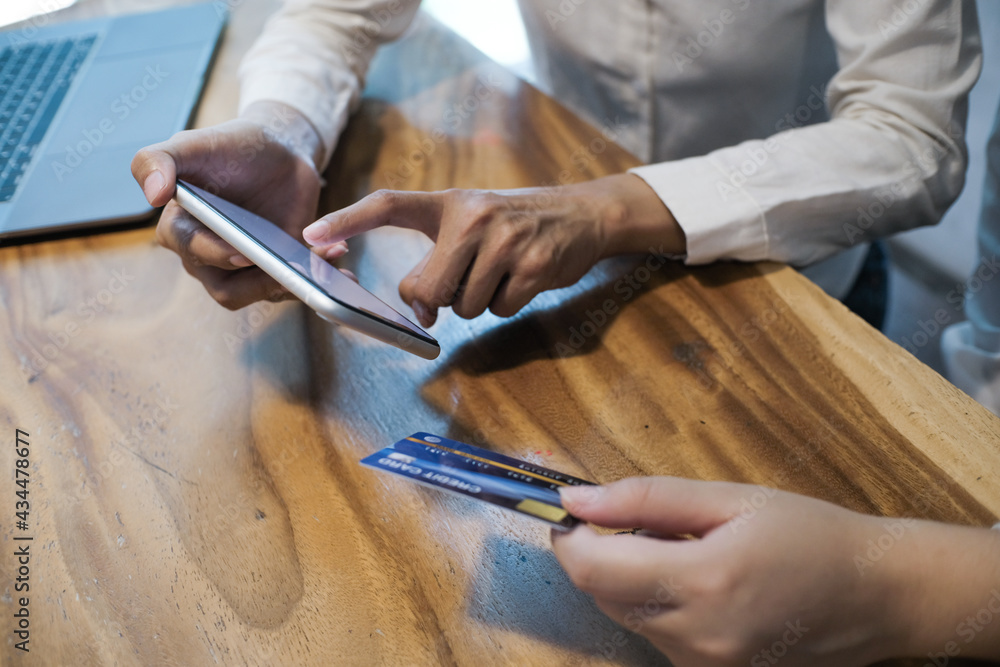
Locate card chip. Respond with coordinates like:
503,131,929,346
516,499,569,524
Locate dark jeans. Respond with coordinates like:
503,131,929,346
842,242,888,331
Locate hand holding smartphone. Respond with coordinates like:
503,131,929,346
173,180,440,360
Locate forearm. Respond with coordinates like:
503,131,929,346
886,521,1000,661
574,173,686,258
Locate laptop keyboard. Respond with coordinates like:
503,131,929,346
0,35,97,203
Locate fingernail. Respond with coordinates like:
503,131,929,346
230,254,252,268
143,170,166,204
560,484,603,509
323,242,349,260
550,527,571,541
303,219,330,245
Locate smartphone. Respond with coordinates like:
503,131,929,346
174,180,440,360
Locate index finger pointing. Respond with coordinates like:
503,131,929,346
303,189,443,245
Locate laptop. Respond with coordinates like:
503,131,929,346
0,2,227,241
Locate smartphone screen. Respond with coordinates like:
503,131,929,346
177,181,435,346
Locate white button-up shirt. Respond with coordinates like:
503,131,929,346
238,0,981,298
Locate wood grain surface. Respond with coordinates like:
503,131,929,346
1,1,998,666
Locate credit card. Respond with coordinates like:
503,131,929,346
360,432,594,529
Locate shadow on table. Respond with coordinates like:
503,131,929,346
425,256,699,377
467,533,672,666
234,299,347,411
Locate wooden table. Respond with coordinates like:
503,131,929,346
2,1,999,665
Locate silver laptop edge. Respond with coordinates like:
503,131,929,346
0,2,227,241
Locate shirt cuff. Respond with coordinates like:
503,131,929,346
629,157,769,265
238,70,354,171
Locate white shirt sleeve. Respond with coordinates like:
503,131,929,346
630,0,982,267
237,0,422,169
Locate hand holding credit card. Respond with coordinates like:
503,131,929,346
361,433,594,529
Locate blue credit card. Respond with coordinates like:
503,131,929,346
360,433,594,529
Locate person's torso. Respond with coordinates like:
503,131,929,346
518,0,837,162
